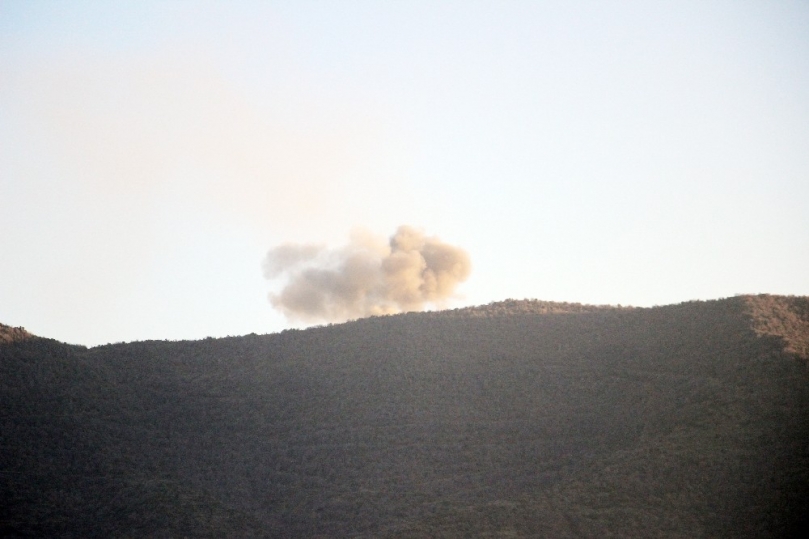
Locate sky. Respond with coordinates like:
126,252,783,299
1,1,808,346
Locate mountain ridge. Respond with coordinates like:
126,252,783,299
2,295,808,537
0,323,33,344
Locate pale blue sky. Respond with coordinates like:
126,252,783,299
1,1,808,345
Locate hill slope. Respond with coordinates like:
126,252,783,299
1,295,808,537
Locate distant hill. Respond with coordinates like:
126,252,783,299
424,298,634,317
1,295,808,537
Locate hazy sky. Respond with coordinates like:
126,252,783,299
2,1,808,346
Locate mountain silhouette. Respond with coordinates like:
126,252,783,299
2,295,808,537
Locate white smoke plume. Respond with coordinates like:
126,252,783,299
263,226,472,322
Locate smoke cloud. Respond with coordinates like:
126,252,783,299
264,226,471,322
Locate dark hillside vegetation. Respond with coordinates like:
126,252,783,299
2,295,808,537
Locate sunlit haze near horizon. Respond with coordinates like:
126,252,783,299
2,1,808,346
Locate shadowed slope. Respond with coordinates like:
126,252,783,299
1,296,808,537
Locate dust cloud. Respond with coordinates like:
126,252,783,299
263,226,471,323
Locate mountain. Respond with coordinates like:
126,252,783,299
2,295,808,537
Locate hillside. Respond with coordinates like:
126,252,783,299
0,323,33,344
1,295,808,537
